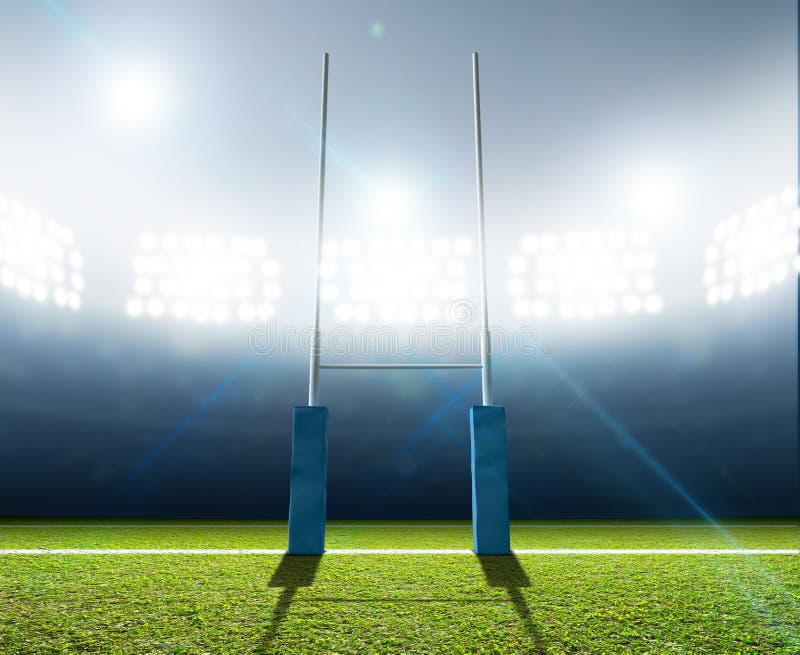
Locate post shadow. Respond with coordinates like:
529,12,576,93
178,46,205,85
478,554,547,655
256,554,322,652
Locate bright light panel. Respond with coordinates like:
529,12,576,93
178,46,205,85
704,186,799,306
0,193,83,310
507,230,663,320
125,233,280,324
320,236,473,324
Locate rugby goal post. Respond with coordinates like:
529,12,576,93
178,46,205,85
287,52,510,555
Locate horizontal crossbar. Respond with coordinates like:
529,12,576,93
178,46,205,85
319,363,482,370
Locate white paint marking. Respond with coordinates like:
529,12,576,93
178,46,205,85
0,549,286,555
0,524,795,529
512,549,800,555
0,548,795,556
327,549,476,555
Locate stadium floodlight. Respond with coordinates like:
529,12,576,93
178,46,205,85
0,193,83,311
124,232,280,324
507,229,663,320
365,181,416,226
704,186,799,305
627,167,682,222
317,236,472,324
288,53,510,558
104,63,167,130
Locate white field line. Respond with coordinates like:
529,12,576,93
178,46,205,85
0,524,795,529
0,548,796,556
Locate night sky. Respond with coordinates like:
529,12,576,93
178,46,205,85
0,0,796,518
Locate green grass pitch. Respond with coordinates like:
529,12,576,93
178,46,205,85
0,519,798,654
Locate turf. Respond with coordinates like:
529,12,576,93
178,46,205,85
0,520,798,654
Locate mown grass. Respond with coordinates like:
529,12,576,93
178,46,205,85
0,520,797,654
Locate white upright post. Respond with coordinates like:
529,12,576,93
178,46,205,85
472,52,493,406
308,52,329,406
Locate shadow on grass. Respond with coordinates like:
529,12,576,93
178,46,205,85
255,554,321,653
255,553,545,653
479,554,548,654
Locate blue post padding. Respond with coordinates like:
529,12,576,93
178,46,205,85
288,406,328,555
470,405,511,554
